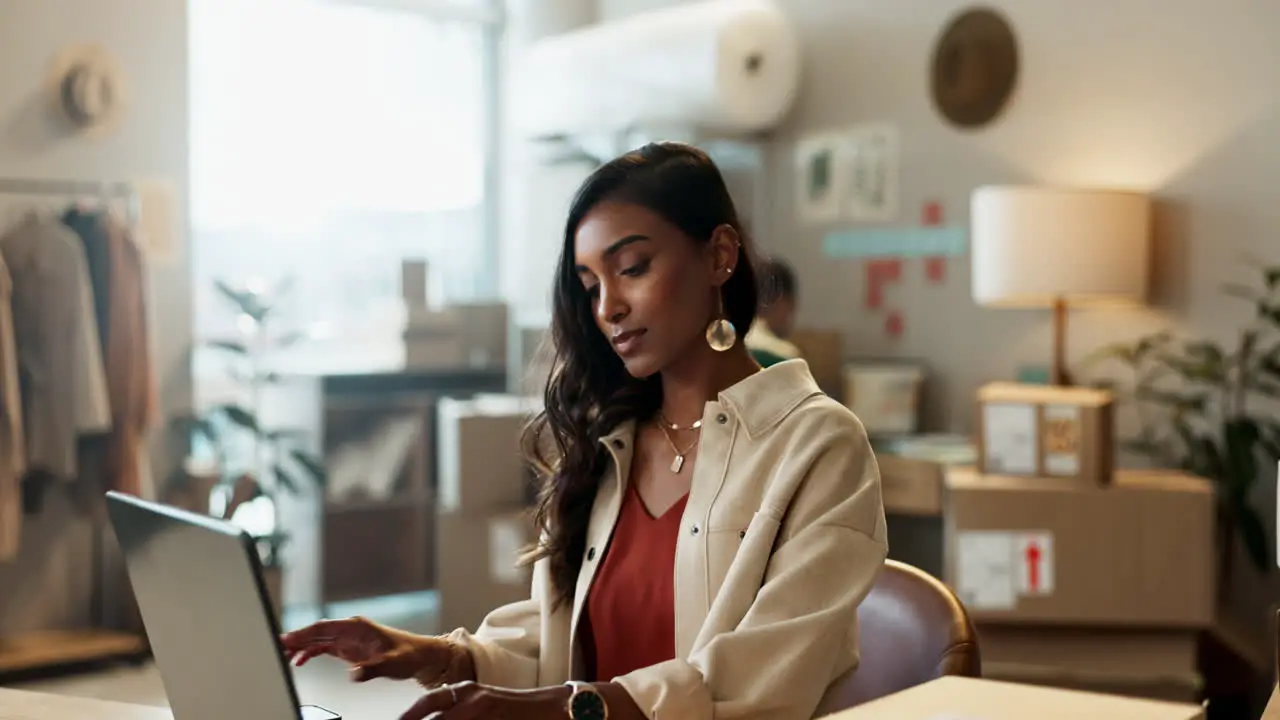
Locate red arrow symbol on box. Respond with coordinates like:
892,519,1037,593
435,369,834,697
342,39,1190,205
1025,540,1042,592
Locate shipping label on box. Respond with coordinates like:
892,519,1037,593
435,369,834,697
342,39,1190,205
954,530,1054,611
976,383,1114,484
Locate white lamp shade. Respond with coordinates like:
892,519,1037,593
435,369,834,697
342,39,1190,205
971,186,1151,308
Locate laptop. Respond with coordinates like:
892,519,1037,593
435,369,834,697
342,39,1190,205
106,491,341,720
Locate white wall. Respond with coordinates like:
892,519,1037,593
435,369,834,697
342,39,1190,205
0,0,190,633
498,0,598,330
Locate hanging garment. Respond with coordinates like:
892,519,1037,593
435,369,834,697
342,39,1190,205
63,209,157,498
0,212,112,481
0,252,25,561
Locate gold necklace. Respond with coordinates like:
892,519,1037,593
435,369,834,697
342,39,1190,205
657,423,700,473
659,411,702,432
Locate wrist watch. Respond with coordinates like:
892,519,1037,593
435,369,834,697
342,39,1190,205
564,681,608,720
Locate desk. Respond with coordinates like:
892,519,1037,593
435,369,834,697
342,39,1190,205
0,688,169,720
827,677,1205,720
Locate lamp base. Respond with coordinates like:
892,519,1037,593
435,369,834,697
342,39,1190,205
1051,297,1074,386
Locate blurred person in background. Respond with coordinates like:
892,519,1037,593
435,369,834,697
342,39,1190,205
282,142,887,720
746,255,802,367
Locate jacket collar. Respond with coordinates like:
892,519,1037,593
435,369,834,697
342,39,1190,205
600,359,823,446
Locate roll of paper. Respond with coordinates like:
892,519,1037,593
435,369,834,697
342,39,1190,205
516,0,802,138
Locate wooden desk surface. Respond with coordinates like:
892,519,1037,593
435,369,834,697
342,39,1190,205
0,688,170,720
827,677,1205,720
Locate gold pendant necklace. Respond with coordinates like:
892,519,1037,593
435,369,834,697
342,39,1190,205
658,422,700,473
659,411,703,432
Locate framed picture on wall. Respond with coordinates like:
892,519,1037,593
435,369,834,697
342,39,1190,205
793,131,845,226
841,123,900,223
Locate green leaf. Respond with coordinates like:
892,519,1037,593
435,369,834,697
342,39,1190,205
266,428,310,443
1238,504,1271,572
289,449,328,486
1259,354,1280,382
1134,387,1209,413
214,280,271,323
1121,437,1167,458
271,463,300,495
1223,418,1261,500
215,404,260,434
275,331,307,348
1184,341,1225,364
204,339,250,356
1158,352,1226,385
1222,282,1260,302
1262,304,1280,327
1267,267,1280,290
1080,341,1139,368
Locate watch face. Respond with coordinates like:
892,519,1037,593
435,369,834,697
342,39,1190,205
570,689,607,720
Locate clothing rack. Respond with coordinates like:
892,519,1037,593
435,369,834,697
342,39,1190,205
0,176,149,679
0,176,140,221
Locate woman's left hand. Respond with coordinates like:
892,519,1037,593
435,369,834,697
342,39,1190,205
398,681,570,720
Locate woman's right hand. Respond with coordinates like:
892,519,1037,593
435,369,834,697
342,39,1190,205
280,616,470,684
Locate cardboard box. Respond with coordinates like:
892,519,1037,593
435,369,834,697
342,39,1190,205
403,308,468,369
878,455,945,517
436,395,538,513
976,382,1114,484
453,302,510,369
790,329,843,399
843,362,926,436
824,676,1205,719
977,625,1202,704
944,467,1215,627
875,434,976,517
436,508,536,633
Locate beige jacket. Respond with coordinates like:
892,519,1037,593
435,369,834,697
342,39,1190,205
0,252,23,561
0,213,112,479
447,360,888,720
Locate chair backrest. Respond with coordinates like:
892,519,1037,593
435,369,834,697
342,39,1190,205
816,559,981,715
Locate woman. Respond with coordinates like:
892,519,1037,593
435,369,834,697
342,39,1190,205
282,142,888,720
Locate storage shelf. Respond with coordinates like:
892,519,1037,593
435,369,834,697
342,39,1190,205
0,629,149,678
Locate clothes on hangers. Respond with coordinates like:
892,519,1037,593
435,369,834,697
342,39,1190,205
0,252,24,562
63,208,157,499
0,212,112,479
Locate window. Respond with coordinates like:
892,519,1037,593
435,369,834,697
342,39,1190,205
190,0,501,378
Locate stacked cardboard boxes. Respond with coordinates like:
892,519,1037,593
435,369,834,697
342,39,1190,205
946,383,1217,703
435,395,541,633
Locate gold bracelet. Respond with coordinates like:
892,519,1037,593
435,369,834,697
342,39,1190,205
413,640,463,690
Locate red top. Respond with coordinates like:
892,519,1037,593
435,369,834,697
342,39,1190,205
580,482,689,682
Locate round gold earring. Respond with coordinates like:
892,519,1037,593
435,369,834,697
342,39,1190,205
705,270,737,352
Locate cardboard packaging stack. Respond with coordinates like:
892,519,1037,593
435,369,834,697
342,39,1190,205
945,382,1216,704
435,394,541,633
401,259,467,370
871,434,974,579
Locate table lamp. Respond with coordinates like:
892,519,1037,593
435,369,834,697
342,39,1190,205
970,186,1151,386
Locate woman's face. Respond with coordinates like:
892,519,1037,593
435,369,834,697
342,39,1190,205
573,201,736,378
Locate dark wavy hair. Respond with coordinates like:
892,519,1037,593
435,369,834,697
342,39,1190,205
519,142,760,606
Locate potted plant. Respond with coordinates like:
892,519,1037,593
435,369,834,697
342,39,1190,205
1082,264,1280,594
166,279,327,616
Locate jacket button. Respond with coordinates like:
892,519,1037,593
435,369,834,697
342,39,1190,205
611,438,624,449
587,546,596,561
690,524,700,536
716,413,728,425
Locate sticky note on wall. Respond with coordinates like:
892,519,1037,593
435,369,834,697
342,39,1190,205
823,225,967,259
